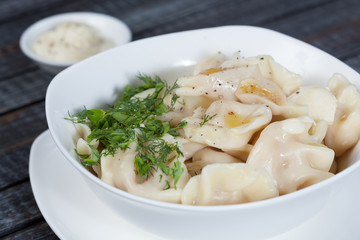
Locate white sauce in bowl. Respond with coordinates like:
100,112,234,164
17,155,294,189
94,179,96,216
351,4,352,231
32,22,114,62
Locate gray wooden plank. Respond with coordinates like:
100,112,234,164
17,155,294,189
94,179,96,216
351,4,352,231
2,221,58,240
0,70,51,114
0,101,46,150
0,146,32,191
0,181,43,237
131,0,332,38
345,54,360,74
129,0,360,72
0,0,73,23
0,51,38,82
0,102,47,190
264,0,360,62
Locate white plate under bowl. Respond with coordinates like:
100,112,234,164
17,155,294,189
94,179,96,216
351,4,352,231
29,130,360,239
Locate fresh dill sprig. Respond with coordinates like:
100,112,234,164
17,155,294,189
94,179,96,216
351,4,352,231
67,74,187,188
199,113,217,127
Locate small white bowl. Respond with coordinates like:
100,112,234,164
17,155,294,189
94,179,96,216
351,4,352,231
46,26,360,240
20,12,132,74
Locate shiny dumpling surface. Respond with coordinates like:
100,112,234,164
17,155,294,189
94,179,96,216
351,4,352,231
235,76,308,119
193,52,228,75
185,147,243,176
182,99,272,151
247,117,334,195
101,137,190,203
158,94,212,126
175,65,262,101
181,163,278,205
288,86,336,124
325,73,360,156
221,53,302,95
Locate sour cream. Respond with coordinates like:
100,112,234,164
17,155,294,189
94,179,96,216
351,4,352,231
32,22,114,62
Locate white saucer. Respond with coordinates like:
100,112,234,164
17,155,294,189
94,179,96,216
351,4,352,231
30,130,360,239
29,130,163,240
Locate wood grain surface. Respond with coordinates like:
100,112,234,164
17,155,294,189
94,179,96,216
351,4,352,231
0,0,359,238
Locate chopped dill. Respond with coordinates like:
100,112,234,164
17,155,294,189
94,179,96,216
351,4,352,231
67,74,187,188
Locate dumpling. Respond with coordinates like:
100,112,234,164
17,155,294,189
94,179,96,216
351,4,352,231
74,123,98,146
181,141,207,159
101,136,191,203
185,147,243,176
308,120,329,144
221,53,302,95
132,87,213,127
158,94,212,126
325,73,360,156
182,99,272,152
74,123,100,176
74,123,91,140
235,76,308,119
247,117,334,195
101,142,137,189
288,86,337,124
337,139,360,172
193,52,228,75
181,163,279,205
175,65,262,101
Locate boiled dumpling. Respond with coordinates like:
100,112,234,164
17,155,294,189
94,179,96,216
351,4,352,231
101,136,191,203
182,99,272,152
74,123,91,140
132,88,213,126
74,123,100,176
76,138,91,156
325,73,360,156
235,76,307,118
158,94,212,126
74,123,99,147
247,117,334,195
337,138,360,172
175,65,262,101
181,163,279,205
288,86,336,124
221,53,302,95
193,52,228,75
186,147,243,176
308,120,329,144
181,141,207,160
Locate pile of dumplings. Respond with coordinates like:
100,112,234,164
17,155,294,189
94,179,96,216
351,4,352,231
76,52,360,205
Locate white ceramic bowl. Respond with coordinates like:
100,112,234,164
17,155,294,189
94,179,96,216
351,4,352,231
20,12,132,74
45,26,360,240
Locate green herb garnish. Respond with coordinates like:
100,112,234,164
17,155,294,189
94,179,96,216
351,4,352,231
68,74,187,188
200,113,217,126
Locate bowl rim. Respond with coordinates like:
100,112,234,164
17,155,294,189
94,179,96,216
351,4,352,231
46,25,360,212
19,11,132,67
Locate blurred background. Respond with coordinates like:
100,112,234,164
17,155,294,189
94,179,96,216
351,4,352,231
1,0,359,239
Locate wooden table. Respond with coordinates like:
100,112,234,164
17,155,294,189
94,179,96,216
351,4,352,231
1,0,359,239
